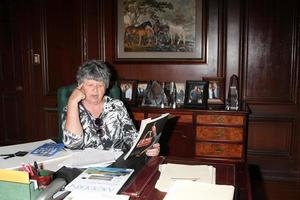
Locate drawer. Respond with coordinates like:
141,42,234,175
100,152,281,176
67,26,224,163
148,113,193,123
196,126,243,142
196,114,244,126
195,143,242,158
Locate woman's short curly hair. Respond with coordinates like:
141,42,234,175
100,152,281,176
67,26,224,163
76,60,111,88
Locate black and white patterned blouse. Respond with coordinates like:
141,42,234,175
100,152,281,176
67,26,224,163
62,96,138,151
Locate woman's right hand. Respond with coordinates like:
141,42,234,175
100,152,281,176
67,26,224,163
68,84,85,105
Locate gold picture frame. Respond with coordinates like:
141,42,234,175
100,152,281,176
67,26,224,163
202,77,225,105
116,0,205,61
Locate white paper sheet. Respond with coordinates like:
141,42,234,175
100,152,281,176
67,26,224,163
60,148,123,168
164,180,234,200
155,163,216,192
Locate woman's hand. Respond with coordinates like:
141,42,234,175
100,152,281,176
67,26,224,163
68,84,85,105
146,143,160,157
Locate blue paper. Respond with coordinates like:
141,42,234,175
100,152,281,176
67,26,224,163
30,143,65,157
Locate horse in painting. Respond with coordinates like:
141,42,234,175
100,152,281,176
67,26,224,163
125,21,154,47
168,23,186,46
152,19,170,45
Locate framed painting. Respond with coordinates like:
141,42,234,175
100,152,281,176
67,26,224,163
118,80,137,105
116,0,205,61
184,80,208,109
202,77,225,105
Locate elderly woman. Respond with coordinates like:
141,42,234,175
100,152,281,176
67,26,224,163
62,60,160,156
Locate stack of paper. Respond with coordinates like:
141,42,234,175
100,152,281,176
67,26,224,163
163,180,235,200
155,163,216,192
60,148,123,168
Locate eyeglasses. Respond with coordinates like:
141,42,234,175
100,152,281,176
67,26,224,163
95,118,103,127
94,118,113,150
95,118,104,137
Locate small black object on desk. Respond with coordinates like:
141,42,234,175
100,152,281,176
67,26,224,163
0,151,28,159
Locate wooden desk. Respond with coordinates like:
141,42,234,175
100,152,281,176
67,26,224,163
130,107,248,163
121,156,252,200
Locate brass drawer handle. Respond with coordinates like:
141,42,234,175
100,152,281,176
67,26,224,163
215,147,223,152
214,130,224,137
216,116,225,123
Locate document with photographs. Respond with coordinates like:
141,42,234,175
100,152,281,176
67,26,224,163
65,167,134,195
123,113,169,160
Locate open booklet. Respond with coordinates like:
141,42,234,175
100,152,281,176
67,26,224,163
123,113,170,160
65,167,134,195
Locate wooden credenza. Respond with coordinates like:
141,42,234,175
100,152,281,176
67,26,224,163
129,106,248,162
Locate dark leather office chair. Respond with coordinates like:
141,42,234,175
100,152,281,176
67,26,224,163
57,82,121,142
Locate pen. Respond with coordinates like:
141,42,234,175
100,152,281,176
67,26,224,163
34,161,40,175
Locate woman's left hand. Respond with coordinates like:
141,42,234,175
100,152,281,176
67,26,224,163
146,143,160,157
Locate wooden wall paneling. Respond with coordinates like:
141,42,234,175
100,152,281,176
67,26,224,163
243,0,300,181
42,0,83,94
0,0,31,144
296,0,300,182
248,118,294,156
247,117,298,181
1,95,23,144
244,0,297,103
29,0,85,140
0,0,11,144
225,0,242,98
84,0,105,60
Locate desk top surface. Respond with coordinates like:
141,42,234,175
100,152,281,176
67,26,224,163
121,156,252,200
0,139,72,171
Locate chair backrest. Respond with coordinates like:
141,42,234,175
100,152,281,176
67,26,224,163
57,83,121,142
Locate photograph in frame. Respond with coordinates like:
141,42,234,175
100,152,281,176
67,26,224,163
136,80,149,105
117,0,204,61
202,77,225,105
141,80,168,107
118,80,137,105
184,80,208,109
175,82,186,106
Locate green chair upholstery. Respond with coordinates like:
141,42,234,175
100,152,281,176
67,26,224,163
57,83,121,142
